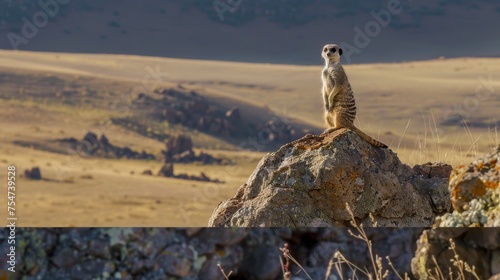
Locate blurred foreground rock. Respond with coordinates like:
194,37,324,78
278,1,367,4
1,228,423,280
209,128,451,227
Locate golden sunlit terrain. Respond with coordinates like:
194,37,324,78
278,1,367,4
0,50,499,226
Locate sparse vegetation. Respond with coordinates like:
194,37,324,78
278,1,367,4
274,204,483,280
218,263,233,280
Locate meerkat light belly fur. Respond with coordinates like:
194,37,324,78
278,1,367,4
321,43,387,148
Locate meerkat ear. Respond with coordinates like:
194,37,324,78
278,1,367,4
339,48,343,56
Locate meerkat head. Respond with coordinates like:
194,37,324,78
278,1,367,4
322,44,343,63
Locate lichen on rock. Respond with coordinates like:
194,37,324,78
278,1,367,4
435,145,500,227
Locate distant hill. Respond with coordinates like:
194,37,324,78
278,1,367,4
1,0,500,64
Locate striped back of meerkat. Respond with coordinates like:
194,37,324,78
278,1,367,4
332,65,357,124
338,83,356,124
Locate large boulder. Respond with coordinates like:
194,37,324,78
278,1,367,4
209,128,451,227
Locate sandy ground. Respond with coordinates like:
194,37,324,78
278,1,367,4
0,50,499,226
0,144,260,227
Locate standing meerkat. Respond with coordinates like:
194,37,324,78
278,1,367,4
321,43,387,148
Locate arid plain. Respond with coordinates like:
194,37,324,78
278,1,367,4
0,50,499,226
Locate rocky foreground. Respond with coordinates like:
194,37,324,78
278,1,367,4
3,228,499,279
413,146,500,280
0,228,426,279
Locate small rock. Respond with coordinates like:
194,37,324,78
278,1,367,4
99,135,111,147
83,132,99,145
165,135,193,157
155,245,194,277
226,107,241,121
157,163,174,177
24,167,42,180
52,248,81,268
238,246,281,280
413,162,453,178
492,251,500,275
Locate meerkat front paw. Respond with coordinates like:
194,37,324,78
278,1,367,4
322,127,339,135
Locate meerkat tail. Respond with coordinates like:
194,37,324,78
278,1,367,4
350,126,388,148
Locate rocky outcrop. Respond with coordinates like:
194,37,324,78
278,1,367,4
130,89,298,148
164,135,193,159
157,163,175,177
58,132,155,160
156,163,223,183
209,128,451,227
134,89,246,139
162,135,223,165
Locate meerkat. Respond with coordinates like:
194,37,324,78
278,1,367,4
321,43,387,148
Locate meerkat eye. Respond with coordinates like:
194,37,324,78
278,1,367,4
330,48,336,53
323,47,328,52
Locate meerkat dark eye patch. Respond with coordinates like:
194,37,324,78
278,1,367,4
323,47,328,52
339,48,343,56
330,48,336,53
